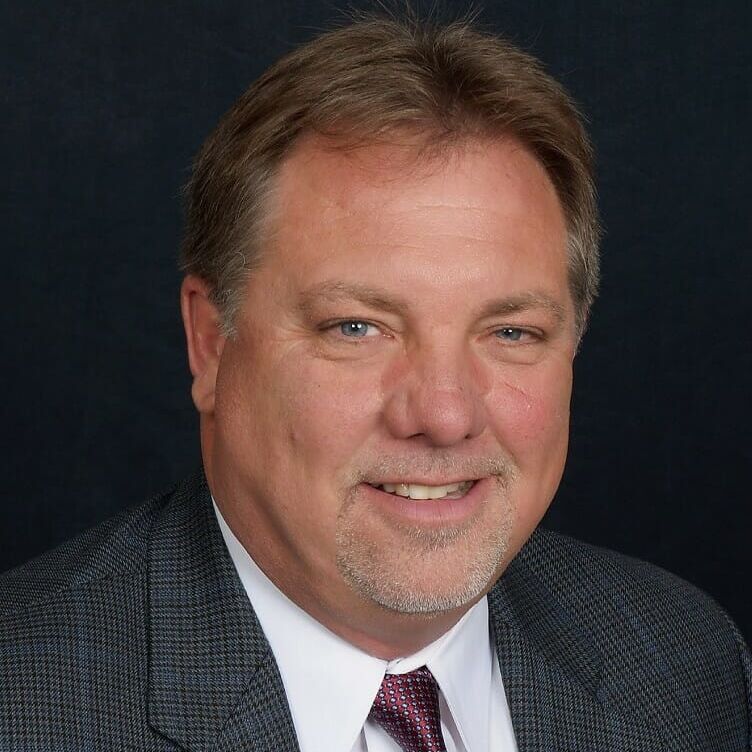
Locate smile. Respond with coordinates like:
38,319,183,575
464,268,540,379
368,481,475,501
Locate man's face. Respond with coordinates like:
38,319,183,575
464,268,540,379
205,134,576,632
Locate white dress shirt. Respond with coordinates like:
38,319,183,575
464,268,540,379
214,501,518,752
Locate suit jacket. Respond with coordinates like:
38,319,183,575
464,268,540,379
1,470,749,751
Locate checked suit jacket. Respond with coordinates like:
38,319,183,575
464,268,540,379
0,470,750,751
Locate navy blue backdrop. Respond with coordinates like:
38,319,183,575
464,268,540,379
1,1,750,639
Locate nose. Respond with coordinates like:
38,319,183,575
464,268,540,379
382,343,488,446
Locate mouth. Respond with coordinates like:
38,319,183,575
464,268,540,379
361,478,487,526
367,480,476,501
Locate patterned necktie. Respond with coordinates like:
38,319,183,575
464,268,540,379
369,666,447,752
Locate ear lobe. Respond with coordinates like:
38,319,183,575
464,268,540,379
180,275,226,415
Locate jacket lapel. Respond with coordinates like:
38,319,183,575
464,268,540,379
146,471,300,752
488,532,665,752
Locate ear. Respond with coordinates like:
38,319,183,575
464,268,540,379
180,275,226,415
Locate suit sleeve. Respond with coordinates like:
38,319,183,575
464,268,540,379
724,612,752,750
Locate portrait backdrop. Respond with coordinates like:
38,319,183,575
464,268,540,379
1,1,750,640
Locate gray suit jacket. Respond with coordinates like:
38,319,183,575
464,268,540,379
1,470,750,750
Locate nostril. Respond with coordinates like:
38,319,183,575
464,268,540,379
382,379,487,444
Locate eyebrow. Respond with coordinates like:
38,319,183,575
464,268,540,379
477,291,566,324
297,281,567,324
297,281,410,318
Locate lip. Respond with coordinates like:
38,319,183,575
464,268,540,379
367,477,475,487
359,477,492,526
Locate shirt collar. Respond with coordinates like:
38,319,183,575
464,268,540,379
425,597,492,752
214,499,492,752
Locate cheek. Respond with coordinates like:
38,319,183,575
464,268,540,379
277,358,385,466
487,363,572,554
487,362,572,464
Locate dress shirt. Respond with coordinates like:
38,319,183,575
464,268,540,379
214,501,518,752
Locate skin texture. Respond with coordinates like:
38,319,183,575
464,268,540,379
181,134,577,659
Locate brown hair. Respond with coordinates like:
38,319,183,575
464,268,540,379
181,14,600,338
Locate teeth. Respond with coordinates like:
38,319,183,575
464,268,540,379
378,481,470,500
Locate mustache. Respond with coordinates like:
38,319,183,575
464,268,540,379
353,451,517,485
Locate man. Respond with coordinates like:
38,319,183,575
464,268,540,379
1,13,749,751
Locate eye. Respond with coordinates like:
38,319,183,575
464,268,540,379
494,327,533,343
335,320,380,338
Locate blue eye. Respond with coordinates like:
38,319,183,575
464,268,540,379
339,321,372,337
495,327,524,342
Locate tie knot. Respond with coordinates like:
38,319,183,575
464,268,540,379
370,666,447,752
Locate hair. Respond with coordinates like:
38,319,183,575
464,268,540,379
180,12,600,339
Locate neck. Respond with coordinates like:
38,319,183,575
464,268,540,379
310,598,479,660
261,549,483,659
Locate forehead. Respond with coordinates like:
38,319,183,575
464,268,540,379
272,131,563,222
256,133,570,317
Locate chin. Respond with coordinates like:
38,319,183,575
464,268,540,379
336,516,510,616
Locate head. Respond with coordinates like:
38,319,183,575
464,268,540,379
181,14,599,656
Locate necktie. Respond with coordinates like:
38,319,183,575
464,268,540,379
369,666,447,752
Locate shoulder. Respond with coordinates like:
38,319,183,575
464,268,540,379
512,525,745,659
506,527,751,723
0,479,194,746
0,483,174,616
490,528,751,747
521,526,734,638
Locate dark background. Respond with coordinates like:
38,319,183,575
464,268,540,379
1,2,750,639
